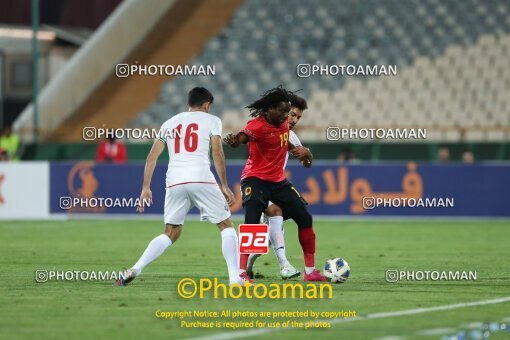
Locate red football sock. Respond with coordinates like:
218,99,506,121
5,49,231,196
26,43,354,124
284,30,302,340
240,253,249,271
298,227,316,267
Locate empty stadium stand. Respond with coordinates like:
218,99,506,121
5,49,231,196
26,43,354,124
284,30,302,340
130,0,510,142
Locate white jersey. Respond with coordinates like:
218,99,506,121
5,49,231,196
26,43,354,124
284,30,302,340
284,130,302,169
158,111,222,187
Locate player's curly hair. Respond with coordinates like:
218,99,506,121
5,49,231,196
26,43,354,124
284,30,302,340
246,86,296,117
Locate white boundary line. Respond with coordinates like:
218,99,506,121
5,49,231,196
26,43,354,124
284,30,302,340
189,296,510,340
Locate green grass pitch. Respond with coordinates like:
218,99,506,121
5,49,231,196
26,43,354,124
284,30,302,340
0,219,509,339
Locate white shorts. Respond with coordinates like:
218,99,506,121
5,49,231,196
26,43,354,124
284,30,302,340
164,183,231,225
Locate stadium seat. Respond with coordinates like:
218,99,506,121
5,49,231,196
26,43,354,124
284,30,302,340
130,0,510,142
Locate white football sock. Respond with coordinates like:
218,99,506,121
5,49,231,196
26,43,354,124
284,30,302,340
305,266,316,274
221,228,240,285
132,234,172,275
268,216,288,267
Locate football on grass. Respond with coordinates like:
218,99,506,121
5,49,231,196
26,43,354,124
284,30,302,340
323,258,350,283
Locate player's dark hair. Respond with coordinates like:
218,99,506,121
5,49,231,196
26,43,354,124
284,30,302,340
246,86,295,117
188,87,214,106
291,95,308,111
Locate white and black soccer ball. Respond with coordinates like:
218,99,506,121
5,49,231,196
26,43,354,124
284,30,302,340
323,258,350,283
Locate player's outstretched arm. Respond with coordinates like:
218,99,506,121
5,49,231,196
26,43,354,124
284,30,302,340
211,136,236,206
137,139,165,213
223,132,248,148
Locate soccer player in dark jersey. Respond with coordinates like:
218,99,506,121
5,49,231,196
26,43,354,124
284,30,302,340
224,87,326,282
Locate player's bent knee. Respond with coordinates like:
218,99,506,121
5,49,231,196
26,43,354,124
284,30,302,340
165,224,182,242
216,218,232,230
266,204,283,217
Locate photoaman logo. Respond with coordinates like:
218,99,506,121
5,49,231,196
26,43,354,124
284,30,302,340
177,278,333,299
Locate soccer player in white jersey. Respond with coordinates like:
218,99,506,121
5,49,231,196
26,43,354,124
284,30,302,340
246,95,311,280
116,87,245,286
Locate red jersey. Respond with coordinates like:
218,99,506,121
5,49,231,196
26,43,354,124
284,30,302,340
240,115,290,182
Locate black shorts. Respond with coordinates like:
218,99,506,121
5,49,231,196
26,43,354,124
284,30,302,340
240,176,308,217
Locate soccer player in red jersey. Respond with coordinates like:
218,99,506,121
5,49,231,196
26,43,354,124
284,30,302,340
224,87,326,282
247,95,309,280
